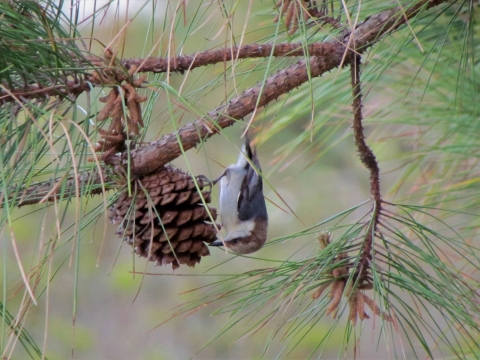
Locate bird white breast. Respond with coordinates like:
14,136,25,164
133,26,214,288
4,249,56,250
219,165,254,240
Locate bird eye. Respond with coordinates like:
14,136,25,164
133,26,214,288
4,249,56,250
232,239,239,244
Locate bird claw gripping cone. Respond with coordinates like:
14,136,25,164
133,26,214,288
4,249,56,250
108,165,219,270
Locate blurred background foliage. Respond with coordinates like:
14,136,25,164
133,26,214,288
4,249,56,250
0,0,479,359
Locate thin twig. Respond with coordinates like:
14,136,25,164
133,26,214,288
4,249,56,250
0,171,110,208
350,53,381,285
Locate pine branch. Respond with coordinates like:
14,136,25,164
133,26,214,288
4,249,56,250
1,0,448,206
0,0,444,104
124,0,447,176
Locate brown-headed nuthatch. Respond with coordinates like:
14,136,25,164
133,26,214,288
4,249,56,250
209,137,268,254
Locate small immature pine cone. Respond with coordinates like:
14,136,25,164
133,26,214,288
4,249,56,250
108,165,218,270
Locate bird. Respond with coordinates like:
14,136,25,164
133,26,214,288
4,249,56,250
209,136,268,254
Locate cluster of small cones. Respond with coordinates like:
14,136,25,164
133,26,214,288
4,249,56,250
312,233,392,325
108,165,219,270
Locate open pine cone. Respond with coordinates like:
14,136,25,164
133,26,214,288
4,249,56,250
109,165,219,270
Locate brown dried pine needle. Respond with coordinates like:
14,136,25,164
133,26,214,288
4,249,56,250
312,232,392,325
274,0,310,35
91,62,148,161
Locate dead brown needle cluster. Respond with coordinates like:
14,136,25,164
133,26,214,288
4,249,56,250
274,0,310,35
311,233,392,325
274,0,342,34
89,57,148,160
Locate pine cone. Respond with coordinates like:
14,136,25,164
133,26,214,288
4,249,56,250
109,165,218,270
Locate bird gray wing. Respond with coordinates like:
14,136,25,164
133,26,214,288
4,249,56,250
237,143,266,221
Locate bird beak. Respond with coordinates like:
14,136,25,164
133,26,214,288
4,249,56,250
209,239,224,247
